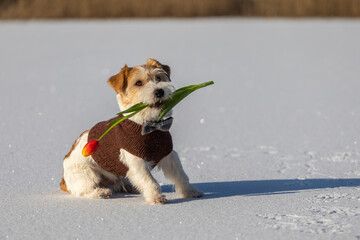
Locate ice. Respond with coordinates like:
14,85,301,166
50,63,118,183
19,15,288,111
1,18,360,240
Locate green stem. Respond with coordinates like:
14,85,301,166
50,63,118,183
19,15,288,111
97,81,214,141
98,111,138,141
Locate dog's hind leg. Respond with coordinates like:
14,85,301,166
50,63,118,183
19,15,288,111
62,131,112,199
158,151,204,198
63,162,113,198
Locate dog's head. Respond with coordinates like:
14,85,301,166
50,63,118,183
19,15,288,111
108,58,174,124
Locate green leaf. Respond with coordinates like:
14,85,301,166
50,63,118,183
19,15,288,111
157,81,214,121
99,81,214,142
107,103,149,125
99,111,139,141
116,102,149,115
108,117,127,126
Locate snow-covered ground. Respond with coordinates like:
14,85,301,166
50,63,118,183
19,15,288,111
1,18,360,239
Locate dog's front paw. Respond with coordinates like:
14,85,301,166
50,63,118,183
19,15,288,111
179,186,204,199
146,194,167,204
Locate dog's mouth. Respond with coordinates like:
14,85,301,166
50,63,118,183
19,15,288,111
149,101,164,109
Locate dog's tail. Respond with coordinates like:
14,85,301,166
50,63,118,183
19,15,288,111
60,178,69,193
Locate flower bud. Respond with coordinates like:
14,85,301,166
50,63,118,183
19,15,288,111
82,139,99,157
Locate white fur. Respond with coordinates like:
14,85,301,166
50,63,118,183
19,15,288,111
62,65,203,203
63,132,115,198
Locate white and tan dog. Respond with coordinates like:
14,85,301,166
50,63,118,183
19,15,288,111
60,58,203,204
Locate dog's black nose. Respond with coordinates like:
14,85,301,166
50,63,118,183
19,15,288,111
154,89,164,98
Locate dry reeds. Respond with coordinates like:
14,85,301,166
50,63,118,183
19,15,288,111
1,0,360,19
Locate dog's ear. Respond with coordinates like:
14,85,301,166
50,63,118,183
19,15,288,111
146,58,171,76
107,64,130,94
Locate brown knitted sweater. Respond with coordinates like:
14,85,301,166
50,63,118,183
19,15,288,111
88,115,173,176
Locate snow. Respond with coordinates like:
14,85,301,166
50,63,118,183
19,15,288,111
1,18,360,239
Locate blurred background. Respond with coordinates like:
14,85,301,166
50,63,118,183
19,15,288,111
1,1,360,239
1,0,360,19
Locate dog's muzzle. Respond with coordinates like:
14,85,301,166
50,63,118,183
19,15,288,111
141,117,173,135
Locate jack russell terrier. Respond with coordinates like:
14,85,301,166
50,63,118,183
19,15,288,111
60,58,203,204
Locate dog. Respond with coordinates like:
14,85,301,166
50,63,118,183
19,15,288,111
60,58,203,204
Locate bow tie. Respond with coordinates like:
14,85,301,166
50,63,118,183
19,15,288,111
141,117,173,135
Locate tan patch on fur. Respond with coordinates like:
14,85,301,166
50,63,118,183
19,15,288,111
145,58,171,76
120,67,147,106
107,58,171,100
108,64,131,94
60,177,70,193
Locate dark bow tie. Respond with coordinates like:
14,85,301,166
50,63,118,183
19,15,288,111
141,117,173,135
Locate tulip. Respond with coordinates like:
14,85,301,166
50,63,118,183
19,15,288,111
81,81,214,157
82,139,99,157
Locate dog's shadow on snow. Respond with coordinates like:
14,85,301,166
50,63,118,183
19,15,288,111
162,178,360,204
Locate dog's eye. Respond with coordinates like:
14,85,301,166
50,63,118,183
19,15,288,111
135,81,143,86
156,75,162,82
